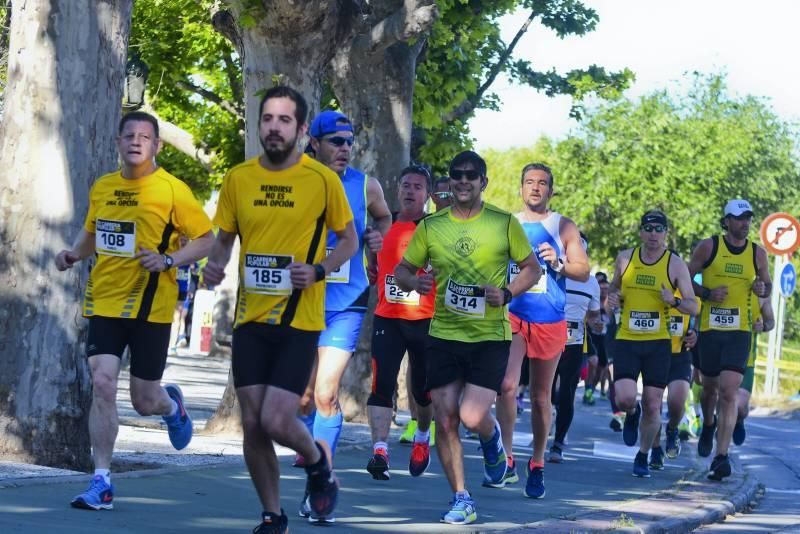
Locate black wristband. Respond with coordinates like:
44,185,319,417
502,288,513,305
313,263,326,282
701,287,711,301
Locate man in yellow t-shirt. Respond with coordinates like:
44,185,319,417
55,111,214,511
203,86,357,531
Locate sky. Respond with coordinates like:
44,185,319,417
470,0,800,151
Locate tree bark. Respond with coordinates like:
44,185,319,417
0,0,132,469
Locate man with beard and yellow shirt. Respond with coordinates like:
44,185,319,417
55,111,214,511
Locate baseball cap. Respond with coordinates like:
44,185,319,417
310,110,353,138
723,199,754,217
640,210,668,227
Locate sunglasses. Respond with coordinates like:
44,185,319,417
432,192,452,200
449,170,481,181
641,224,666,233
323,136,354,147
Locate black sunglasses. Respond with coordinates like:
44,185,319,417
641,224,666,233
449,170,481,181
323,136,354,147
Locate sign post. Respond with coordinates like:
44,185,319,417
760,212,800,396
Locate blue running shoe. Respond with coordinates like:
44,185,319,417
632,452,650,478
305,441,339,518
649,446,665,470
163,384,192,450
440,495,477,524
665,424,681,459
524,461,546,498
732,418,746,446
479,425,507,488
622,402,641,447
70,475,114,510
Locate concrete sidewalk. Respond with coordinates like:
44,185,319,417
0,350,763,533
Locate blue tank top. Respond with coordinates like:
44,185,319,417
508,212,566,324
325,166,369,312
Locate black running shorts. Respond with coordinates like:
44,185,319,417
698,330,751,376
613,339,671,389
86,316,171,381
425,337,510,394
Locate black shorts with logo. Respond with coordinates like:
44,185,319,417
232,322,319,394
613,338,672,389
667,351,693,384
698,330,751,376
86,316,171,381
425,337,510,394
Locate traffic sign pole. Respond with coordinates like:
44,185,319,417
765,255,783,395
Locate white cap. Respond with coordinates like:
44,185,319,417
724,199,754,217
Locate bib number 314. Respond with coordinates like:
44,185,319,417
444,279,486,318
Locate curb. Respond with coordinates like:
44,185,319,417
498,453,762,533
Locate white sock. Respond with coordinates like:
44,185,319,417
373,441,388,454
94,469,111,484
414,429,430,443
166,398,178,418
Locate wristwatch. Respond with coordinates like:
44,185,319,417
551,258,565,273
700,287,711,301
313,263,326,282
671,296,682,308
502,288,513,305
162,254,175,271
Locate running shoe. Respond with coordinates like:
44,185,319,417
430,421,437,447
463,428,478,440
622,402,641,446
733,418,746,446
609,412,625,432
163,384,192,450
308,509,336,524
546,444,563,464
409,441,430,477
399,419,417,444
708,454,732,481
305,441,338,518
582,389,596,406
632,451,651,478
599,390,608,400
440,494,477,525
298,492,311,518
649,446,665,470
292,453,306,468
523,462,546,499
479,425,507,487
300,491,336,523
70,475,114,510
697,417,716,458
253,510,288,533
516,395,525,415
665,425,681,459
503,457,519,484
367,447,390,480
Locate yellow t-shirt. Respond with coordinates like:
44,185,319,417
213,155,353,331
83,168,212,323
700,236,757,332
617,247,674,341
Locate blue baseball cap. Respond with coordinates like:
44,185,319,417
310,110,353,138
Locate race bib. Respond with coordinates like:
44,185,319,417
669,316,684,338
95,219,136,257
444,279,486,318
709,307,740,330
243,253,293,295
509,263,547,293
384,274,420,306
176,268,191,282
566,320,580,344
325,247,350,284
628,311,660,333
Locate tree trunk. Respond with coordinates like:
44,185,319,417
0,0,132,469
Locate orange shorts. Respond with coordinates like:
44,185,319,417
510,314,567,361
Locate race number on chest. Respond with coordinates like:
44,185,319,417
709,307,740,330
244,254,293,295
509,262,547,293
325,247,351,284
384,274,420,305
445,279,486,318
629,311,660,333
95,219,136,257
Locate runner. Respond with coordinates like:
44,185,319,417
648,289,700,467
547,234,601,463
496,163,590,497
394,150,539,524
399,175,450,444
689,199,770,480
591,272,612,398
54,111,214,511
202,87,355,532
296,111,392,495
735,295,774,445
366,165,437,480
607,209,698,478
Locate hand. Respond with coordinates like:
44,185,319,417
55,250,80,271
660,283,676,305
415,271,435,295
289,262,316,289
683,329,698,350
753,317,764,334
367,264,378,285
203,261,226,285
752,279,766,298
708,285,728,302
364,226,383,253
589,317,604,334
483,285,504,307
135,246,166,273
536,242,558,269
607,289,620,310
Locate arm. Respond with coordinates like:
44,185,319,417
202,229,237,285
364,177,393,253
752,246,772,298
759,297,776,332
559,217,590,281
136,230,216,273
394,258,434,294
507,253,541,296
288,221,359,290
606,250,630,312
55,229,96,270
666,256,699,315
